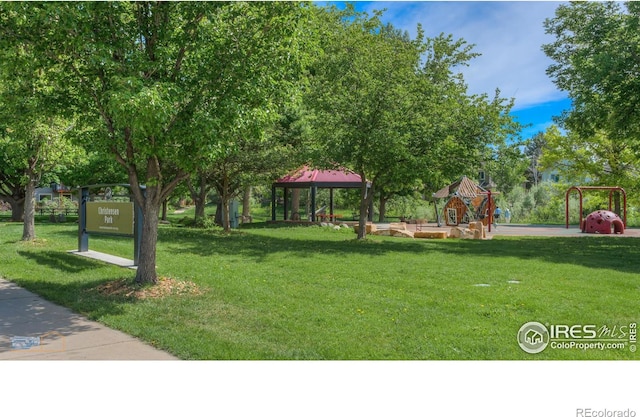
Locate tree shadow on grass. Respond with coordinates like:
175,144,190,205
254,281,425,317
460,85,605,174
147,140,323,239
431,236,640,275
18,250,111,273
47,227,78,239
158,227,429,261
158,227,640,275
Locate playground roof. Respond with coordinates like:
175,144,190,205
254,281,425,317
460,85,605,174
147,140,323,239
432,176,488,199
274,166,364,188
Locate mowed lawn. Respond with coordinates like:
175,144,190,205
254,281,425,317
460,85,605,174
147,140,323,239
0,221,638,360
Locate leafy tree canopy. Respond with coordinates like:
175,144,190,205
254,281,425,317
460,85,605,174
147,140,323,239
544,1,640,148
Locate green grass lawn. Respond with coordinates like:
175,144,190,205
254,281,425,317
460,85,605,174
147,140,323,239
0,220,638,359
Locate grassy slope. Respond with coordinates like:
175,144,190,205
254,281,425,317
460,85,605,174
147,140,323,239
0,220,638,360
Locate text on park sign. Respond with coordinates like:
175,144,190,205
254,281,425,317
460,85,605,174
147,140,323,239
86,201,134,236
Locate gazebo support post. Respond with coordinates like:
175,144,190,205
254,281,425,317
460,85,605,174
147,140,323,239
271,184,277,221
283,187,289,221
311,185,317,222
329,188,334,219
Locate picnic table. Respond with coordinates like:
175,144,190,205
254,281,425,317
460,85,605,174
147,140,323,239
317,213,343,222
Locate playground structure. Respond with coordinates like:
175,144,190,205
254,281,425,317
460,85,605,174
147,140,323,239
565,186,627,231
432,176,497,231
581,210,625,234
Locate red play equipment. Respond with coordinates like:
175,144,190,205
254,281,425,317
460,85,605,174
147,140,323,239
581,210,625,234
565,186,627,229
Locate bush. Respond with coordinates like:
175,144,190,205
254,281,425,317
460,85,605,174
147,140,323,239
502,182,638,225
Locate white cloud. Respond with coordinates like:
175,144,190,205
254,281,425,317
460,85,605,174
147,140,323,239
359,1,568,110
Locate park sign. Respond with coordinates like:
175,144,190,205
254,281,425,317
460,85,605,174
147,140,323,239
86,201,134,236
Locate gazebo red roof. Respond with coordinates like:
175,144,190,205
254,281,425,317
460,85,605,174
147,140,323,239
274,166,364,188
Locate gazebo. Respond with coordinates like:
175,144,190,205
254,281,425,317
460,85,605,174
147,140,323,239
271,166,369,222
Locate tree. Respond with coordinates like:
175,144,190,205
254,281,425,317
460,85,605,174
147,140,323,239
181,6,309,230
524,132,547,188
543,1,640,209
540,125,638,191
304,7,426,238
305,6,518,238
1,2,304,283
484,143,528,196
0,128,28,223
543,2,640,154
0,35,79,239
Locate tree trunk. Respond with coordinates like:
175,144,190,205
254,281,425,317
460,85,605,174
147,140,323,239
378,193,387,222
188,175,209,222
1,184,27,222
357,179,372,240
222,195,231,232
194,196,206,220
221,174,232,232
290,188,301,220
242,186,252,221
3,196,25,222
22,174,37,241
214,201,223,226
11,201,25,222
135,200,160,285
127,155,188,285
161,199,168,221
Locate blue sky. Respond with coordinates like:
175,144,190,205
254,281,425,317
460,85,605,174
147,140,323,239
323,1,571,140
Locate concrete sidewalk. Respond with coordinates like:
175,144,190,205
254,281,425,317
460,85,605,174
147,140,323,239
405,222,640,238
0,278,177,360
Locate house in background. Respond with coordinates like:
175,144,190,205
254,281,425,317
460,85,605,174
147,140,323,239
540,170,561,183
35,183,77,204
478,168,497,190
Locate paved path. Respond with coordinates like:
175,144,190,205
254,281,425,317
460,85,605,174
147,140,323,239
0,278,177,360
405,222,640,238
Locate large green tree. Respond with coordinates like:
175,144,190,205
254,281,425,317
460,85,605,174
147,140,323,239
523,131,547,188
0,34,79,239
305,6,517,238
304,7,426,238
543,2,640,156
540,125,638,191
182,22,309,229
483,142,528,196
0,2,303,283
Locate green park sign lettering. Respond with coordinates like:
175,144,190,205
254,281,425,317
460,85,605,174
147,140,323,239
86,201,134,236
